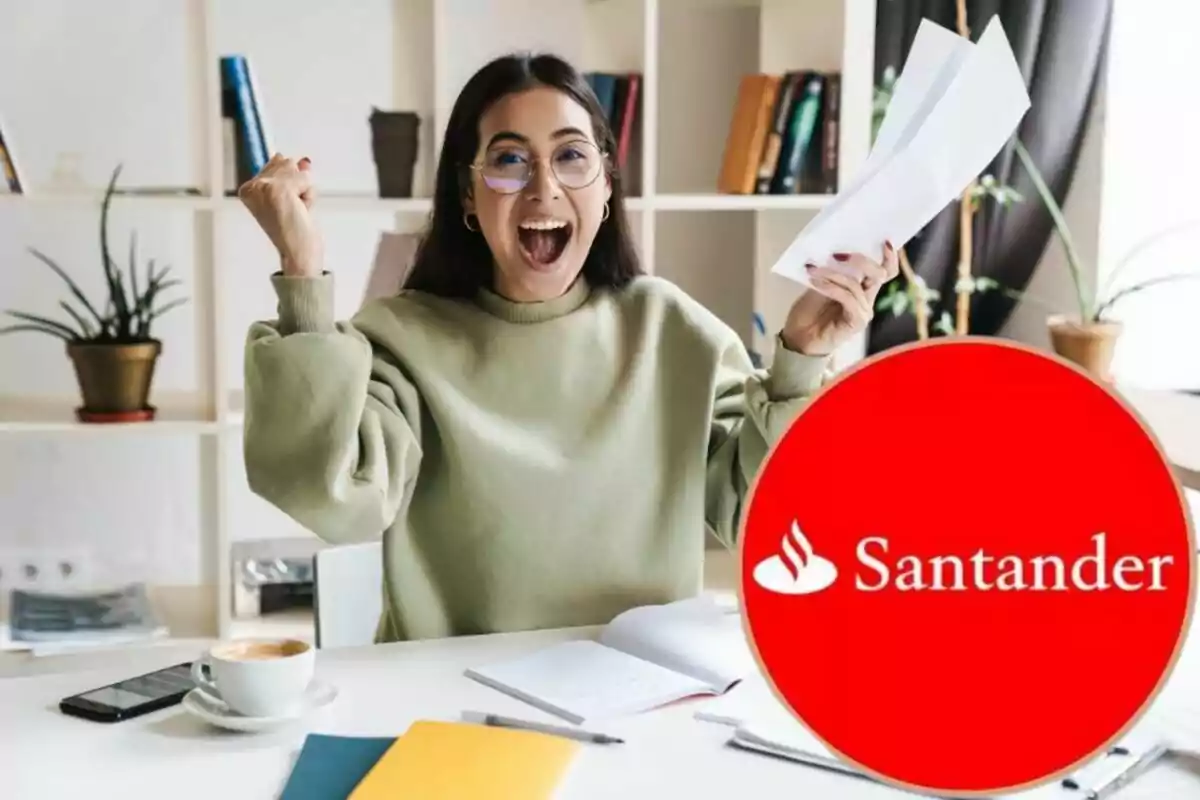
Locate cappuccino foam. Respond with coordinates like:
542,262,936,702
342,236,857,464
215,639,309,661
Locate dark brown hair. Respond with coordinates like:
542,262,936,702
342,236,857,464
402,52,643,297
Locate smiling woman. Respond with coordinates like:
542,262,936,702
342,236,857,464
235,52,899,643
404,55,639,303
467,100,606,294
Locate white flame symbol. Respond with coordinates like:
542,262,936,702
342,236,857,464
753,521,838,595
781,521,814,579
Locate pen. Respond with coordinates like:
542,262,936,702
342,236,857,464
1085,743,1169,800
1061,744,1134,789
463,710,625,744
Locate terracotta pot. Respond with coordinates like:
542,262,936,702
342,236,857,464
1047,315,1122,382
66,340,162,421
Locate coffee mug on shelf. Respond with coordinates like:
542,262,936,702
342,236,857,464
190,638,315,718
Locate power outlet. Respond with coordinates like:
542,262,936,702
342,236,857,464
0,547,94,592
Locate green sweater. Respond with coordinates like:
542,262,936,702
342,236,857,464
243,272,830,642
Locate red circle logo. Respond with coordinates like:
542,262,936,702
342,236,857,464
739,338,1194,795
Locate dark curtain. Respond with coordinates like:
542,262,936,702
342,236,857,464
867,0,1113,353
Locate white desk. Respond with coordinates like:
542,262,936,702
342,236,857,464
1121,387,1200,491
2,624,1197,800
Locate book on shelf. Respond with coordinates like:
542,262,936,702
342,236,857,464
221,54,272,193
718,70,841,196
464,593,750,724
584,70,642,197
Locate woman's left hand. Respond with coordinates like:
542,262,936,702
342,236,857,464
781,241,900,357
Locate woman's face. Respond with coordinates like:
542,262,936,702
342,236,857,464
465,85,612,302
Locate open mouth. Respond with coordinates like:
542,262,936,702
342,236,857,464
517,219,573,267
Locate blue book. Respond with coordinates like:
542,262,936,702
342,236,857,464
220,55,268,177
278,733,396,800
585,72,617,121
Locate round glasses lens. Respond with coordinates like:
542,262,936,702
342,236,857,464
551,141,602,188
479,155,528,194
479,141,602,193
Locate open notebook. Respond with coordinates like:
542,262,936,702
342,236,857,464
465,594,750,724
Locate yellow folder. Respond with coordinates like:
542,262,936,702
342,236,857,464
348,720,580,799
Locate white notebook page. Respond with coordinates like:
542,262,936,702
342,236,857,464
599,595,752,691
465,639,713,724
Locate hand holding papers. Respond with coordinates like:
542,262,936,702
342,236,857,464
771,16,1031,290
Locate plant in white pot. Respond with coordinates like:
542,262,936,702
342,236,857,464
0,165,187,421
1014,140,1200,382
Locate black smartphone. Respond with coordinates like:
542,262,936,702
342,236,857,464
59,661,196,723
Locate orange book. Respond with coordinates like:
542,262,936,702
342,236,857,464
717,74,782,194
348,720,580,800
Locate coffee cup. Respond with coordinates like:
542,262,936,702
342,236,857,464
190,638,315,718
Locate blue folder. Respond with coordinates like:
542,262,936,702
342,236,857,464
278,733,396,800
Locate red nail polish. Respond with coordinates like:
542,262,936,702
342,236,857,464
885,240,894,252
832,253,850,261
805,262,817,270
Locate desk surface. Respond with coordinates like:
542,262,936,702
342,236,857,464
3,622,1197,800
1121,387,1200,490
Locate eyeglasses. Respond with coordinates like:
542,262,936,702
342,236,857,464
470,140,605,195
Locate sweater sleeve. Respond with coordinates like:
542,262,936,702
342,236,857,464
241,272,423,544
704,333,831,549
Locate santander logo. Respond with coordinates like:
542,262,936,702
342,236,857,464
752,520,838,595
737,339,1196,795
751,520,1177,596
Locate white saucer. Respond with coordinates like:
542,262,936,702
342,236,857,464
181,681,338,732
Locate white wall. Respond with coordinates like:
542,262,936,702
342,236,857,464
1007,1,1200,391
1094,0,1200,391
0,0,417,590
0,0,699,611
1,1,200,591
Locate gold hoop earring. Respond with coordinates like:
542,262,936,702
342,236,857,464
463,212,479,232
602,202,610,222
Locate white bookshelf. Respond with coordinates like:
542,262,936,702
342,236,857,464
0,0,876,640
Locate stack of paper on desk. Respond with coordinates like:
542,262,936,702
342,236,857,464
771,15,1031,289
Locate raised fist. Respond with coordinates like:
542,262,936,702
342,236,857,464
237,154,323,278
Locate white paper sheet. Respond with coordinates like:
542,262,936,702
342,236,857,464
864,20,973,177
771,15,1031,289
817,19,970,223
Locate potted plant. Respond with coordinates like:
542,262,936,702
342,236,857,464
1014,140,1200,381
0,164,187,421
